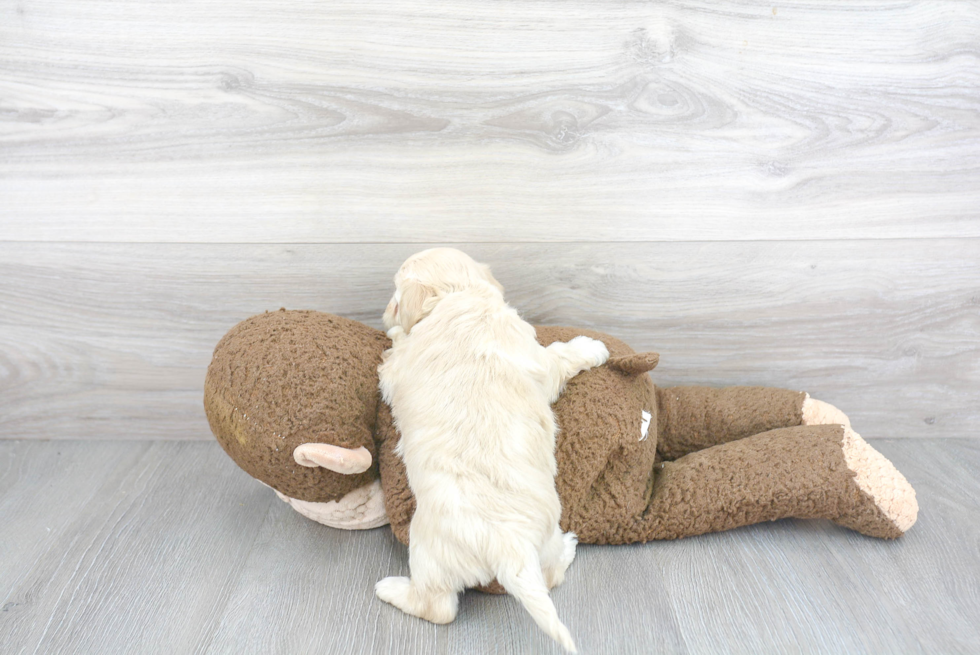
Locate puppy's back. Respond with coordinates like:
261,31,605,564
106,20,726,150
381,290,561,516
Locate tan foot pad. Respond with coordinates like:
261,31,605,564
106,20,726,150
801,395,851,427
836,427,918,538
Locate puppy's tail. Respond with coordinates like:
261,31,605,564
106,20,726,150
497,553,577,653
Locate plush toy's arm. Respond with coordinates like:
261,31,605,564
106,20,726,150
375,400,414,545
554,367,659,537
655,386,810,461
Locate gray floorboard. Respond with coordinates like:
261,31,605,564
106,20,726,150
1,439,977,654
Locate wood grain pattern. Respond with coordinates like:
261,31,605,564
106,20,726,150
1,1,978,242
1,439,977,654
0,440,275,655
1,240,977,440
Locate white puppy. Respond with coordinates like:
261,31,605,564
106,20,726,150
375,248,608,653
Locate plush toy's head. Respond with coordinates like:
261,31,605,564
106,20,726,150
204,309,390,502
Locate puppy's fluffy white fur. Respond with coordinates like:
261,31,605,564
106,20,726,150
375,248,608,653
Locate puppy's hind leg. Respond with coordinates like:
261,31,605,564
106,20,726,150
541,527,578,590
375,541,459,624
375,577,458,624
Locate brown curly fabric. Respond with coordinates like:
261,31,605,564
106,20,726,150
205,310,387,502
637,424,899,541
655,386,807,461
376,399,413,545
531,327,660,543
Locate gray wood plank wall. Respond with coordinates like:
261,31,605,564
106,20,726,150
2,1,979,441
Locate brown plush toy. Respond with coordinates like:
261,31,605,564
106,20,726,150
205,310,918,583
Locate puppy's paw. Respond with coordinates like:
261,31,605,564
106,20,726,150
569,336,609,367
375,576,413,609
546,531,578,589
386,325,407,343
375,576,458,624
560,531,578,569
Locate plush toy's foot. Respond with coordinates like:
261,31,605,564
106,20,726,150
785,395,917,537
801,394,851,427
375,576,459,624
834,427,918,538
802,400,918,538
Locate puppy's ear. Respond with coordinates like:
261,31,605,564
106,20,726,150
480,264,505,294
399,279,439,332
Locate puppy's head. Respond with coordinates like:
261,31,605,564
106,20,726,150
383,248,503,333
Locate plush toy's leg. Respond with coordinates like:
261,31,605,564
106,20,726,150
656,386,849,460
628,423,917,542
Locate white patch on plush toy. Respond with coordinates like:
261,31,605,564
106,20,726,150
640,410,651,441
269,480,390,530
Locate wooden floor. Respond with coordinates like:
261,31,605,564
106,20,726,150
0,438,977,654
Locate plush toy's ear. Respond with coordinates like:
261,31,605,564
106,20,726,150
607,351,660,376
293,443,373,474
398,279,439,333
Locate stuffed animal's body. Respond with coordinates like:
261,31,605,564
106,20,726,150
205,310,917,558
